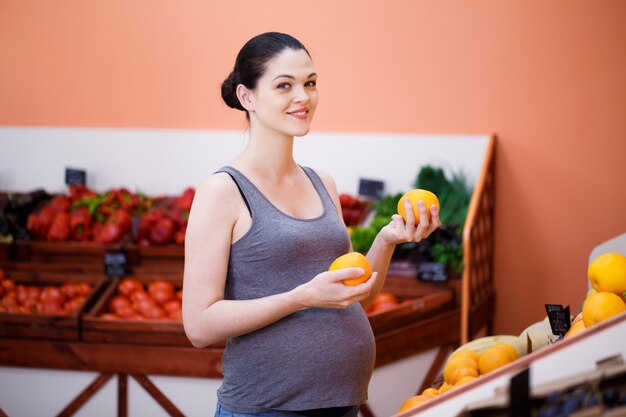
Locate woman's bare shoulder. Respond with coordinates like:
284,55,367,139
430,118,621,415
309,168,339,195
192,171,243,215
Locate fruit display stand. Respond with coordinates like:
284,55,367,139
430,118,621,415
392,311,626,417
0,136,497,417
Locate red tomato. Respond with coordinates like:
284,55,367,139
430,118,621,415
115,305,136,319
129,289,150,304
16,285,28,304
366,292,399,314
175,289,183,302
133,299,158,316
64,296,86,314
108,295,131,314
40,286,67,305
1,297,18,309
36,300,63,315
142,305,166,320
118,279,144,296
0,268,5,280
1,279,15,292
75,283,92,297
148,280,175,305
167,309,182,320
100,313,118,320
61,283,79,298
163,299,182,313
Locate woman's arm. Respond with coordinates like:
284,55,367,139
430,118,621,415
182,173,373,348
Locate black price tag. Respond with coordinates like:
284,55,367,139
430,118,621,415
65,167,86,185
545,304,571,337
417,262,448,283
509,368,531,417
104,252,127,277
358,178,385,199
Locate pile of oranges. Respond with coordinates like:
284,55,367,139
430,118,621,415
398,342,519,413
565,252,626,339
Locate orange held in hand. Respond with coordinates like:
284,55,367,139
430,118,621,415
329,252,372,286
397,189,440,224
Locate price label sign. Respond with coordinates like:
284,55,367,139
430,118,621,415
104,252,127,278
358,178,385,199
545,304,571,337
417,262,448,283
65,167,86,186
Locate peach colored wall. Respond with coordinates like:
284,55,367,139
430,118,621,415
1,1,625,335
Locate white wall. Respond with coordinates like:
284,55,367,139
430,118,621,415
0,126,489,196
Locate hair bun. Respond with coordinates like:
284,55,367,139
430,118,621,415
221,72,245,111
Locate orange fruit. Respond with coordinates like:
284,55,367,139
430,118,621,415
582,291,626,327
478,345,514,374
448,366,479,385
443,356,478,384
564,319,586,339
438,382,453,394
328,252,372,286
588,252,626,296
450,349,480,365
454,375,478,386
397,189,440,224
492,343,519,361
398,394,435,412
421,388,439,397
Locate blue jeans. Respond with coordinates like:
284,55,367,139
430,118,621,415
214,403,359,417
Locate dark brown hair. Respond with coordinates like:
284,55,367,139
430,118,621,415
221,32,311,114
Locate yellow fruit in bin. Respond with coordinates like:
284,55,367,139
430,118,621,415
449,348,480,365
443,356,479,384
421,388,440,397
492,342,519,361
397,189,440,224
398,394,435,413
438,382,453,394
588,252,626,296
564,318,586,339
478,345,515,374
448,366,479,385
582,291,626,327
455,375,478,386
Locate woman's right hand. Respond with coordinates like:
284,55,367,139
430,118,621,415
294,268,376,310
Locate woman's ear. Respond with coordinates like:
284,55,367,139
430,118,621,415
236,84,255,113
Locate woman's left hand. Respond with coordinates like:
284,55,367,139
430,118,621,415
378,199,441,245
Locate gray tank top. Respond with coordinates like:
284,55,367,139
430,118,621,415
215,165,375,414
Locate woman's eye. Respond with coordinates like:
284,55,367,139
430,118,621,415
277,83,291,89
305,81,317,87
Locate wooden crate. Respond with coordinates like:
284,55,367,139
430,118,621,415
0,267,110,341
367,276,455,335
124,243,184,274
82,274,220,348
12,240,124,273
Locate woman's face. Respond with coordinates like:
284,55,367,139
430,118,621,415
247,48,318,138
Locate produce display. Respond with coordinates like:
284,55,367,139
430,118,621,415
0,185,195,246
398,335,524,413
396,250,626,415
0,267,93,315
100,278,182,321
338,193,370,227
365,291,399,315
563,252,626,339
